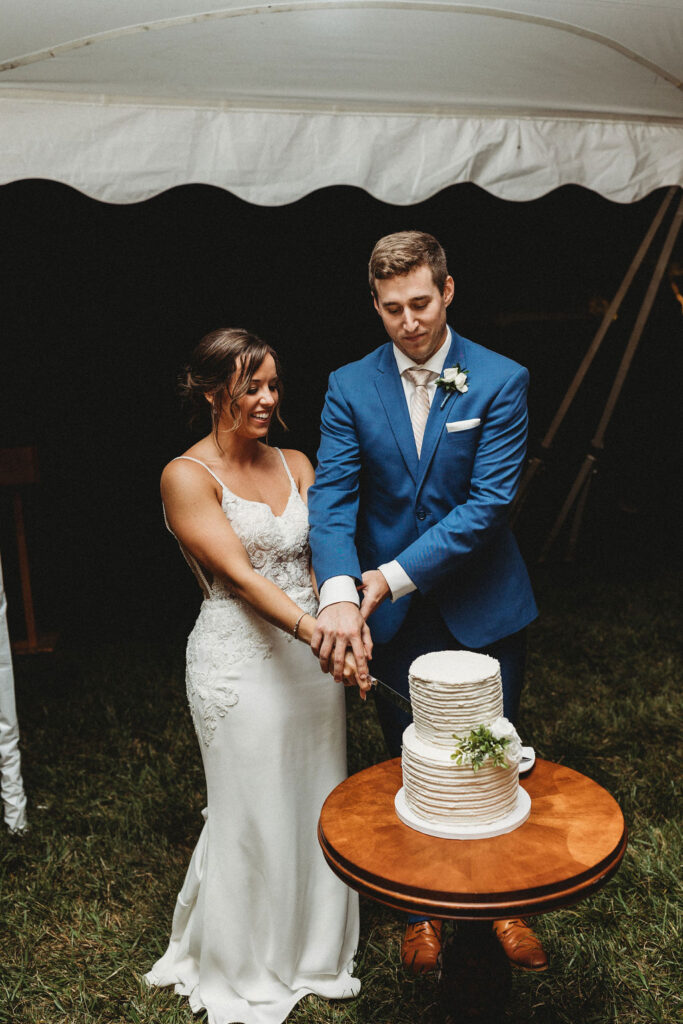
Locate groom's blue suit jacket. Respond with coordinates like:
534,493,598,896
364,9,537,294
308,328,537,649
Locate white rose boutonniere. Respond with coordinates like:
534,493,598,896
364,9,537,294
436,364,469,408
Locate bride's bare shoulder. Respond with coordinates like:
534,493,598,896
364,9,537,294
279,448,315,487
161,444,216,497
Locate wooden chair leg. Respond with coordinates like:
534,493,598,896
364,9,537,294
12,491,38,650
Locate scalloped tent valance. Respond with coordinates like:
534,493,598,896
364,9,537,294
1,0,682,205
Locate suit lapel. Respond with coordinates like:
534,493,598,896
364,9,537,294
417,331,467,491
374,346,419,483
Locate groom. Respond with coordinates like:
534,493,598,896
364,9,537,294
308,231,547,973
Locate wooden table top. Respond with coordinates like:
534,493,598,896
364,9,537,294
318,758,627,919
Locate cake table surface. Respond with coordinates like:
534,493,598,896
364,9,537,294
318,757,627,919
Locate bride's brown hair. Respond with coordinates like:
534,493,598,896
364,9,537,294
179,328,286,445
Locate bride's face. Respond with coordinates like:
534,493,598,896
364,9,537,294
227,354,279,438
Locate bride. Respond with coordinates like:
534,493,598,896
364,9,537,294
145,328,365,1024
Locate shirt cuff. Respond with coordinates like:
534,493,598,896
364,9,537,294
378,561,416,601
318,575,361,612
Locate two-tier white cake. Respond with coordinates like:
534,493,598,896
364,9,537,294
394,650,531,839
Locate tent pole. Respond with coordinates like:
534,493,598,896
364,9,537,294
538,455,595,563
591,192,683,450
511,186,676,526
566,460,596,561
538,190,683,561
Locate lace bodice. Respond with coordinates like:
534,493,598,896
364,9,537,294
210,485,313,605
168,450,318,746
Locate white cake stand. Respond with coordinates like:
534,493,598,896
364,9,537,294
394,785,531,840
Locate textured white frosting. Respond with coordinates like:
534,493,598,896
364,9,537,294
402,724,519,824
409,650,503,748
401,650,519,827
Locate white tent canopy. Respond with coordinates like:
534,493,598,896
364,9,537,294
1,0,682,204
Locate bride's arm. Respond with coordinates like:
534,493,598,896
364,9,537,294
162,458,369,695
162,458,318,642
282,449,370,696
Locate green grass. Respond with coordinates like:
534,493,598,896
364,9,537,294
1,568,681,1023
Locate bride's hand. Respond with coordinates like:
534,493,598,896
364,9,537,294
342,650,373,702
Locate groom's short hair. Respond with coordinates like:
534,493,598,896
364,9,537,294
369,231,448,296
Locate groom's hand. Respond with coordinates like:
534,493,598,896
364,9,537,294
358,569,390,621
311,603,372,684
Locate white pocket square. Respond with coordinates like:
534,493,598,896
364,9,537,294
446,418,481,433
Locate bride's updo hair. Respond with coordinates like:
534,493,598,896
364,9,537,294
179,328,286,444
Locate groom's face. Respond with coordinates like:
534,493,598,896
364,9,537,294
373,264,454,364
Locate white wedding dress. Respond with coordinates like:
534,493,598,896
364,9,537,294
145,450,360,1024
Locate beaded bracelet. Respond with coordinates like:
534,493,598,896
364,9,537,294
292,611,307,640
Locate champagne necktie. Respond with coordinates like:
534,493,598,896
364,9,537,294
404,367,437,457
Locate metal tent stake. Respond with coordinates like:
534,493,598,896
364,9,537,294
538,191,683,562
511,186,677,527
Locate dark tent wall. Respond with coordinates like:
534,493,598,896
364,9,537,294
0,180,680,642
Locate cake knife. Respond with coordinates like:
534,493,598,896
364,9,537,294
367,675,412,713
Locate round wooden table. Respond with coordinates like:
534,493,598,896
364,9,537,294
319,758,627,1019
319,757,627,919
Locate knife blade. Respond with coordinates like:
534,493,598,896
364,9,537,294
368,675,412,714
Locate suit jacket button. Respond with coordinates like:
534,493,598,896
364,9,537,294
417,509,426,520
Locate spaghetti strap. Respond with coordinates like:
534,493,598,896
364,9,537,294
275,448,298,492
172,455,229,492
175,451,296,497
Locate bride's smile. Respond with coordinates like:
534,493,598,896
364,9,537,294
225,353,280,439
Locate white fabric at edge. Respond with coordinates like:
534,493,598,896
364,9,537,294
0,554,28,832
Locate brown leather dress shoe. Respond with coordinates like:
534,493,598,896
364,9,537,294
492,918,548,971
401,919,444,974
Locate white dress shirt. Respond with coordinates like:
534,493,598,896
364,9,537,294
318,330,451,611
